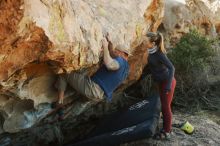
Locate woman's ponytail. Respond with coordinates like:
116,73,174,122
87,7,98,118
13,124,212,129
158,32,166,54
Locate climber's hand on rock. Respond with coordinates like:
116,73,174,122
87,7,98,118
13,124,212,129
102,39,108,50
106,33,113,50
100,43,104,52
106,32,110,42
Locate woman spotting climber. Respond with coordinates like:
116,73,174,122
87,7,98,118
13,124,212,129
142,32,176,140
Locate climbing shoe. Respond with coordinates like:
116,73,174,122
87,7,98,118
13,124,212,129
153,129,172,140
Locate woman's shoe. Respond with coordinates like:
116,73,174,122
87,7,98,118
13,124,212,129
153,129,171,140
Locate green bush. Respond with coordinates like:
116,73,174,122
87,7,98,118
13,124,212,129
168,29,218,111
169,29,214,75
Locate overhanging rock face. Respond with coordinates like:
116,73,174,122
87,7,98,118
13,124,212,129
0,0,164,133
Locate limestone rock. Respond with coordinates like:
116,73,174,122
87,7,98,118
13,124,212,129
0,0,164,132
161,0,220,47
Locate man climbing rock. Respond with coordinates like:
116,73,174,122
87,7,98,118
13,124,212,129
54,37,130,105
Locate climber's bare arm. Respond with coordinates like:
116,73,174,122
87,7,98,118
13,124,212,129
102,39,120,71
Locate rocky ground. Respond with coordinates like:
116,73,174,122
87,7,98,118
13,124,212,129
122,112,220,146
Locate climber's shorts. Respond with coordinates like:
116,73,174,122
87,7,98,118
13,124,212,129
55,72,104,101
